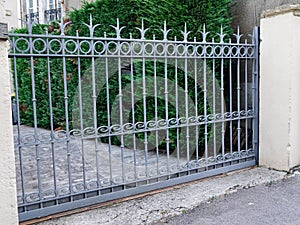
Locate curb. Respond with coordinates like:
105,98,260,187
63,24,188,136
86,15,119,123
28,167,287,225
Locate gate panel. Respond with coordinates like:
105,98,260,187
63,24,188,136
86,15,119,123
9,19,259,222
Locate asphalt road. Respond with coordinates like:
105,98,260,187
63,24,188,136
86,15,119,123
154,175,300,225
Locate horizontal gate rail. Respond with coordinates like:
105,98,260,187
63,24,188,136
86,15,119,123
9,18,259,222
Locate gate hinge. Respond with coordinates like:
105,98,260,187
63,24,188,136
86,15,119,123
0,23,8,40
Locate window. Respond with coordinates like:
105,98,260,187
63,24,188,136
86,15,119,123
45,0,62,23
47,0,61,10
27,0,38,14
26,0,39,23
48,0,54,9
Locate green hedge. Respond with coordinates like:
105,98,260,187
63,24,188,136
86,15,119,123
13,25,79,130
67,0,233,40
13,0,233,156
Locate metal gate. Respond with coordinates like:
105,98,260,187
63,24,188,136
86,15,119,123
9,19,259,222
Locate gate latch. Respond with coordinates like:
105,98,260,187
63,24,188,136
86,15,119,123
0,23,8,40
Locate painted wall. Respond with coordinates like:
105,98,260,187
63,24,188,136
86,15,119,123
0,0,19,223
4,0,20,28
260,5,300,171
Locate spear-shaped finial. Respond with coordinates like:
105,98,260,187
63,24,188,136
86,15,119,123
110,18,126,39
160,21,171,41
233,26,243,43
218,25,226,43
181,23,191,42
136,19,149,39
200,24,210,42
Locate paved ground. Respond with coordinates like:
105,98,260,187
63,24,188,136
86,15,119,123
14,125,184,204
153,173,300,225
29,167,289,225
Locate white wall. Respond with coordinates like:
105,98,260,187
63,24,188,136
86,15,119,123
4,0,20,28
260,5,300,171
0,0,19,224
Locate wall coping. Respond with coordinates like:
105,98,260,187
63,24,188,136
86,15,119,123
261,4,300,18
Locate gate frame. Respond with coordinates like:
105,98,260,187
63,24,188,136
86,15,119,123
8,20,260,222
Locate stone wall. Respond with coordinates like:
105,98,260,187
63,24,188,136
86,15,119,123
231,0,300,34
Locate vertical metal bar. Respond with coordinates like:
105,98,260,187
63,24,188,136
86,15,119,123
117,38,125,183
76,30,86,190
221,50,225,157
105,32,113,184
237,46,241,155
194,40,199,161
185,44,190,168
165,41,170,176
229,40,233,156
12,40,25,206
212,58,216,158
61,35,72,196
203,53,208,163
244,40,248,151
174,37,180,168
90,29,101,188
129,34,137,182
153,37,160,177
142,52,149,179
46,31,57,198
29,34,42,201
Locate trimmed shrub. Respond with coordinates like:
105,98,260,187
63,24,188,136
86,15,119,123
67,0,233,40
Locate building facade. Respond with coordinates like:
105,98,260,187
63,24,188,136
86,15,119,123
5,0,94,29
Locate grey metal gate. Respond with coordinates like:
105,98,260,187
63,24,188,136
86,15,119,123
9,19,259,222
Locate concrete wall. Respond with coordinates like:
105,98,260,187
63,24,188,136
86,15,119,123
0,0,19,224
260,5,300,171
231,0,300,34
